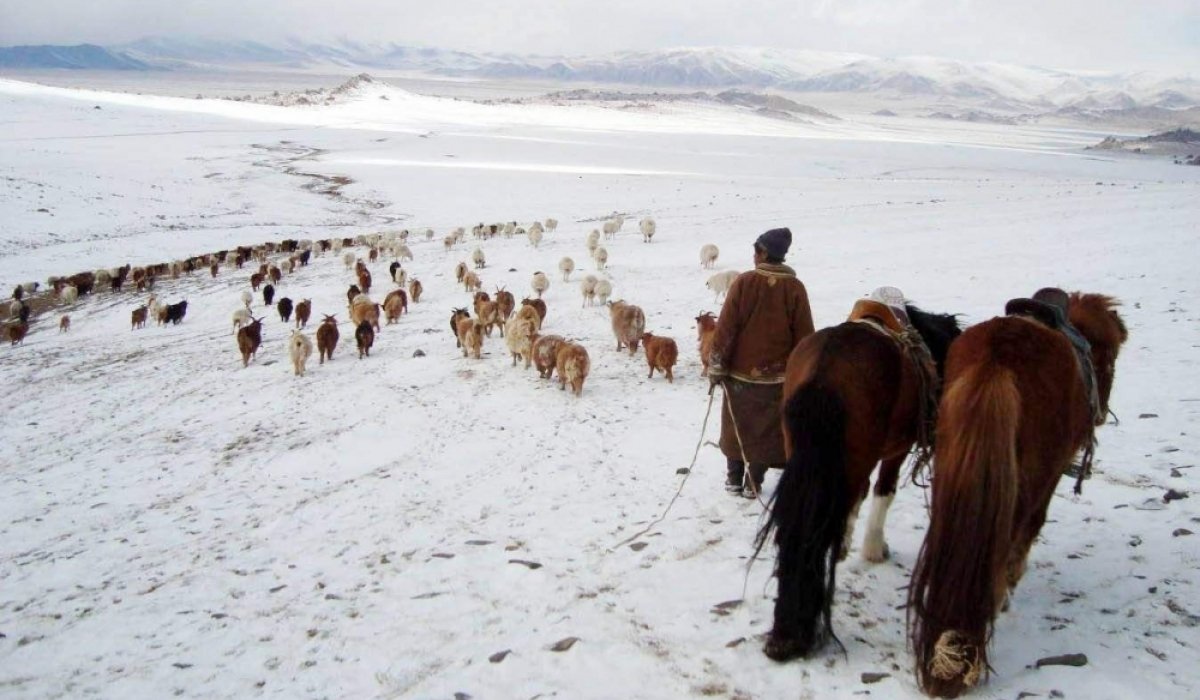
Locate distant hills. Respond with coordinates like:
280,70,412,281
3,37,1199,115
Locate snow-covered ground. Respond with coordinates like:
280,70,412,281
1,76,1198,699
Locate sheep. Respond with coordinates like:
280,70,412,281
295,299,312,329
425,229,435,241
700,243,719,269
640,217,656,243
504,315,539,368
609,300,646,355
472,247,486,269
641,332,678,382
494,287,515,320
579,274,599,307
396,244,413,262
456,317,483,359
59,315,70,333
706,270,740,302
7,300,20,318
317,315,338,363
232,307,251,334
532,334,566,379
288,330,313,376
263,283,276,306
444,235,456,251
593,246,608,271
544,217,558,233
503,221,516,237
61,285,79,305
236,317,264,367
462,270,482,293
695,312,718,376
277,297,294,323
559,257,575,282
7,322,28,346
455,261,468,284
343,252,356,269
556,343,590,396
528,227,543,248
355,320,375,359
594,279,613,305
520,298,547,326
531,271,549,299
586,229,601,253
350,296,381,332
383,289,408,324
602,219,619,240
529,220,544,236
241,290,252,310
409,278,423,303
450,308,471,347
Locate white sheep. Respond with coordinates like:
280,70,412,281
580,274,599,307
20,282,39,295
289,330,313,377
528,227,543,248
393,267,408,288
332,238,344,252
544,218,558,232
531,271,550,298
343,252,356,269
61,285,79,305
472,247,486,269
700,243,720,269
528,221,544,236
426,229,435,241
8,300,21,317
503,221,516,238
706,270,740,302
602,219,619,240
558,257,575,282
594,279,613,305
593,246,609,270
640,217,656,243
241,290,253,309
232,307,252,334
586,229,601,254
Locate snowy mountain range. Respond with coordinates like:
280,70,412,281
3,38,1199,111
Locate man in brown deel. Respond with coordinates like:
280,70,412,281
708,227,814,498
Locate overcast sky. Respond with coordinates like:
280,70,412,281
1,0,1197,74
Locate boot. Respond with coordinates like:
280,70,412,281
725,459,745,494
741,463,768,499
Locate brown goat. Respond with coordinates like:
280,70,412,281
695,312,718,376
236,317,264,367
355,320,375,359
555,342,590,396
456,317,483,359
59,315,70,333
357,268,373,295
409,278,423,303
641,332,678,382
268,265,282,286
8,322,28,346
450,308,470,348
350,298,381,332
532,334,566,379
131,305,148,330
521,297,547,324
317,315,339,363
454,261,468,284
209,262,219,278
476,300,503,337
472,291,491,316
346,284,362,306
250,272,264,291
295,299,312,329
609,300,646,355
495,287,515,320
383,289,408,324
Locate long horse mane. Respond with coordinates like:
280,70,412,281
1068,293,1128,346
905,304,963,377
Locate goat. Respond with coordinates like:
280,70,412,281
389,261,401,282
232,307,251,334
476,299,503,337
494,287,514,320
609,300,646,355
544,218,558,233
368,247,379,263
350,296,381,332
268,265,282,286
533,334,566,379
695,312,718,376
357,268,372,295
165,300,188,325
383,289,408,324
472,291,491,317
295,299,312,329
409,278,423,303
59,315,70,332
241,290,252,310
520,298,547,326
641,332,678,382
250,272,264,291
456,317,483,359
559,257,574,282
514,304,542,332
289,330,313,377
7,322,28,346
700,243,719,269
472,247,486,269
61,285,79,305
316,315,338,363
595,279,613,305
450,308,471,348
455,261,468,284
396,244,413,262
504,315,538,368
346,284,362,306
343,252,356,269
640,217,656,242
580,275,599,307
277,297,293,323
462,270,482,293
531,271,549,299
236,317,264,367
556,343,590,396
706,270,740,302
355,320,375,359
263,283,275,307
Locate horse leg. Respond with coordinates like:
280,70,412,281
861,454,906,563
838,488,867,562
1003,489,1055,610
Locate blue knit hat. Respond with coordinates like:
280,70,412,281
755,227,792,260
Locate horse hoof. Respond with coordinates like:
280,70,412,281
862,541,890,563
763,633,805,662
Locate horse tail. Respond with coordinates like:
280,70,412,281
754,381,848,660
908,362,1019,698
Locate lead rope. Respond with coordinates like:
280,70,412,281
610,386,717,551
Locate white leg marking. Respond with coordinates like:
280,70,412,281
861,493,895,563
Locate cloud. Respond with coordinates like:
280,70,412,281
0,0,1196,73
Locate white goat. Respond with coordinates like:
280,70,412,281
700,243,720,269
61,285,79,305
241,290,253,309
706,270,740,302
289,330,313,377
232,307,252,334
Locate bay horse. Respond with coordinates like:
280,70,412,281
755,299,963,661
907,292,1126,698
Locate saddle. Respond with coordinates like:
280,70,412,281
848,299,907,334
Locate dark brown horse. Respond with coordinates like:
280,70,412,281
755,301,963,661
907,292,1127,698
